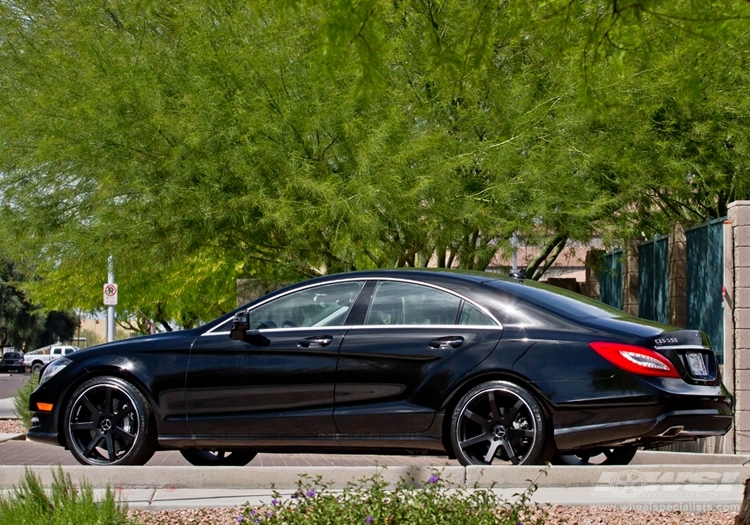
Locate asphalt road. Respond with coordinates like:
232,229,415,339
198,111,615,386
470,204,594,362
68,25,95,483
0,373,29,399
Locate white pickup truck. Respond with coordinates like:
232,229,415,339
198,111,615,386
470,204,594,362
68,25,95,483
24,345,79,375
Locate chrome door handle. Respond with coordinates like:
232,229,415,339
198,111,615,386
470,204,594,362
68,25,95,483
429,337,464,349
298,336,333,348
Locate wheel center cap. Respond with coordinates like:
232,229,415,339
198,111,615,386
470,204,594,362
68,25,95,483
100,419,112,432
492,424,506,440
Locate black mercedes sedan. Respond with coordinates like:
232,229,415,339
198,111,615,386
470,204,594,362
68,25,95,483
27,269,732,466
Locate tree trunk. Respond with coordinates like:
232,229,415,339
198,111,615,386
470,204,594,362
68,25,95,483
736,478,750,525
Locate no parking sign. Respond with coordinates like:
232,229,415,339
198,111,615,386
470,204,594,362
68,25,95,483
103,283,118,306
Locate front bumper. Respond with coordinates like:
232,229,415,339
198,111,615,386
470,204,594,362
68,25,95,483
27,360,87,448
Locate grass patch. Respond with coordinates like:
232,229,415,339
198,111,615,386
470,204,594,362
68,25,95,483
0,466,132,525
13,373,38,430
238,469,547,525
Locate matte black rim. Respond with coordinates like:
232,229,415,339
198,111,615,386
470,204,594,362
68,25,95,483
68,384,140,464
456,388,536,465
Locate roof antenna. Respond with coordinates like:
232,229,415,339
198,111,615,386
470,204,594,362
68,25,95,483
509,267,526,281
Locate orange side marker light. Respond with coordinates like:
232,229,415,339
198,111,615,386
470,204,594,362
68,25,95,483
36,403,53,412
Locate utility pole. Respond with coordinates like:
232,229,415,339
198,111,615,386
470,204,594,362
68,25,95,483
106,256,116,342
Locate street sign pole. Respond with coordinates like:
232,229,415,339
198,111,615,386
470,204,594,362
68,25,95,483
107,256,115,343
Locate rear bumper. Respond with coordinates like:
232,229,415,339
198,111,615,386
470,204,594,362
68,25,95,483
554,408,732,451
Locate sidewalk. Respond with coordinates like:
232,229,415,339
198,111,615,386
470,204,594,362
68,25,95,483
0,398,16,419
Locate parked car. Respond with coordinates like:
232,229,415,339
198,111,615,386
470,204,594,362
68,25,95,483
27,269,732,466
24,345,79,375
0,352,25,373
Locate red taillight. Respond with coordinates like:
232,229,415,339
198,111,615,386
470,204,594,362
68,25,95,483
589,341,681,378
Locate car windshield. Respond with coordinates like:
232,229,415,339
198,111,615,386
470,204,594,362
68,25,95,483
3,353,20,359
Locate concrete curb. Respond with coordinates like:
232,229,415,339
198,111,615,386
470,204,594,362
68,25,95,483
0,433,24,443
0,464,747,490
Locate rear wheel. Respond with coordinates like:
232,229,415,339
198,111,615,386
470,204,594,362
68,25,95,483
179,449,257,466
64,376,156,465
553,446,637,465
450,380,552,466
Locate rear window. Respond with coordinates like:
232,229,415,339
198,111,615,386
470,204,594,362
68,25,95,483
485,280,629,321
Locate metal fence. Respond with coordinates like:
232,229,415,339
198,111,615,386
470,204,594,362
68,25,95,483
599,249,623,310
638,234,670,325
686,217,726,363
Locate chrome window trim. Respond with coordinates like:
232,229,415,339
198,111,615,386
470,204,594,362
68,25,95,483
204,324,502,337
202,276,502,336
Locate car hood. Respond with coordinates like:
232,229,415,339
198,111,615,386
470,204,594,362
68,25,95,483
71,329,199,359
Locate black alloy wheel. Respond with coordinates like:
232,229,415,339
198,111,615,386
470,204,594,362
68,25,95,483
64,376,156,466
179,449,257,466
450,380,550,466
553,446,638,465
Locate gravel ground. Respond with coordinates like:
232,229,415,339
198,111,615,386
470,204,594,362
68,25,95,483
0,419,25,434
130,505,740,524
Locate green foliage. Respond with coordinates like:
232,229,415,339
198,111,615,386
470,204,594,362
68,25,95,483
0,256,79,349
238,471,546,525
0,466,131,525
1,0,750,323
13,373,38,430
39,311,78,348
0,259,44,350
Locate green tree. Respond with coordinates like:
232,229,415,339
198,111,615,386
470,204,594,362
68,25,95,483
0,259,43,350
1,0,749,327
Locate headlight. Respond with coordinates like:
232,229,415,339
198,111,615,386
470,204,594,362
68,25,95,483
39,358,72,385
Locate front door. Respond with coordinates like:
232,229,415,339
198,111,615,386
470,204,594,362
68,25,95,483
185,280,365,437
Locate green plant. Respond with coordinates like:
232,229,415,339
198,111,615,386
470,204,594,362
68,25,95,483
0,466,131,525
13,373,38,430
238,469,547,525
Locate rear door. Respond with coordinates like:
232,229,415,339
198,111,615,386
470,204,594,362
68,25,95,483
334,280,502,434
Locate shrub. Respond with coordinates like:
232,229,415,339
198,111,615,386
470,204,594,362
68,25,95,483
0,466,132,525
13,373,38,430
238,469,547,525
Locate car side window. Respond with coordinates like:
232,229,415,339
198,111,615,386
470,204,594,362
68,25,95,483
247,281,364,330
458,302,497,326
365,281,461,325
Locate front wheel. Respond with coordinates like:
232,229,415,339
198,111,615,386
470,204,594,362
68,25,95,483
30,363,43,376
179,449,257,466
553,446,638,465
450,380,552,466
63,376,157,465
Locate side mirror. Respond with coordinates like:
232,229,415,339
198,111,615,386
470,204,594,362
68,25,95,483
229,311,250,341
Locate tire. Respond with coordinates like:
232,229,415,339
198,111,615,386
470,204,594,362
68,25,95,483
179,449,257,466
553,446,637,466
31,363,43,376
63,376,157,466
450,380,552,466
